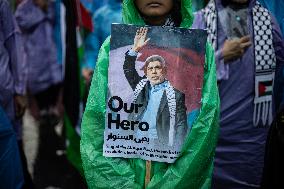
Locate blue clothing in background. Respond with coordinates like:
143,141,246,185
80,0,108,14
0,106,24,189
192,0,284,188
0,0,26,106
54,0,63,66
191,0,206,11
0,0,26,140
258,0,284,35
15,0,62,94
83,1,122,70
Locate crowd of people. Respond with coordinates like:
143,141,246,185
0,0,283,188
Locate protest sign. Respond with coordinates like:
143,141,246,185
103,24,207,163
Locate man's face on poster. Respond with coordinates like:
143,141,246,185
146,61,166,85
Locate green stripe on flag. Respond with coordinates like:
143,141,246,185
64,113,84,176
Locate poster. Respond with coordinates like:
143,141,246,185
103,24,207,163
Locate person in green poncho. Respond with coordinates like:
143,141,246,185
80,0,220,188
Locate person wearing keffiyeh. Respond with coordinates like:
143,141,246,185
192,0,284,188
123,28,188,147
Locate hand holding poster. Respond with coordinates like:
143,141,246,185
103,24,207,163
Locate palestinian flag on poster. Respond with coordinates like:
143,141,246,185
63,0,92,175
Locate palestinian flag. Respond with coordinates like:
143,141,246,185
76,1,93,32
63,0,92,176
258,80,273,97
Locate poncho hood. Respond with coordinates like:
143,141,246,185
122,0,194,28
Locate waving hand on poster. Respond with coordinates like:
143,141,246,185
132,27,150,52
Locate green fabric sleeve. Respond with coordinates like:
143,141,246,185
80,37,141,188
80,38,220,189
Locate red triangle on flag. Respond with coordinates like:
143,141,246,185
76,1,93,32
259,83,266,96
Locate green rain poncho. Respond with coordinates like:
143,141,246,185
80,0,220,188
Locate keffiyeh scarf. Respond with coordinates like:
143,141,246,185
203,0,276,126
133,79,176,146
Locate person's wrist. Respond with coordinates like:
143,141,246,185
128,49,138,56
132,47,139,52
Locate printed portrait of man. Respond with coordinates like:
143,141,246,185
123,28,188,147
